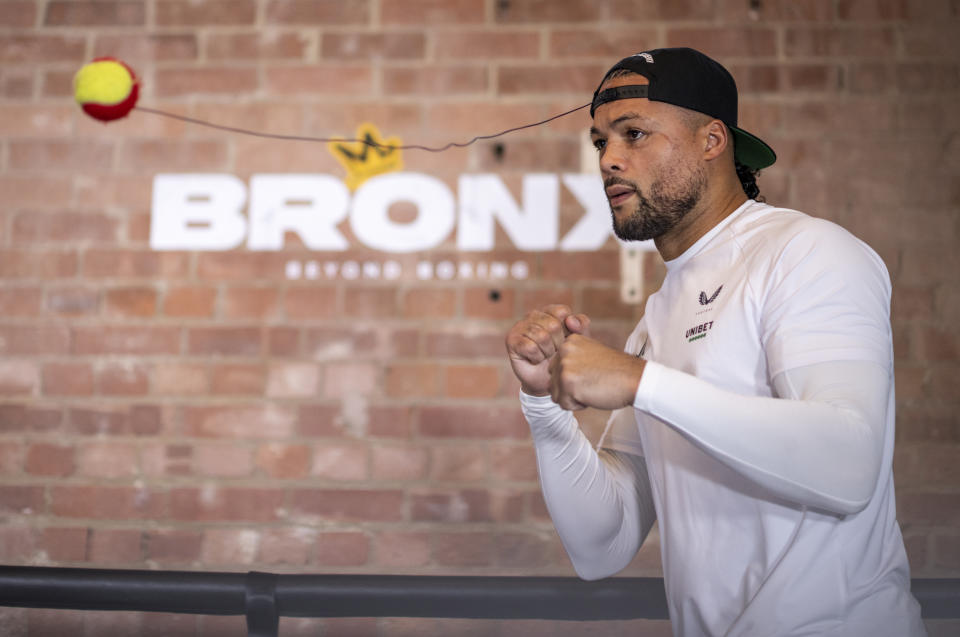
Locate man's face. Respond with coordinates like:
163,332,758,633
590,73,708,242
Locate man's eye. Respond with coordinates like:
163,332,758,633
592,139,606,151
627,129,646,140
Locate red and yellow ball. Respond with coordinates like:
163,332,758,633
73,57,139,122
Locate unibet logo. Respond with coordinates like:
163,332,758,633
149,172,616,253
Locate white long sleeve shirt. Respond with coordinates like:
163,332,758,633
521,201,925,637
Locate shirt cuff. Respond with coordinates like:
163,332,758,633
633,359,665,412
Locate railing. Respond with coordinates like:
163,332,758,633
0,567,956,637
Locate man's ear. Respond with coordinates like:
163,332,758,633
703,120,729,161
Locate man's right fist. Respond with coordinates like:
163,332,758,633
505,304,590,396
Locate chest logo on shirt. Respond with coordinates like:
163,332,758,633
685,320,714,342
699,285,723,305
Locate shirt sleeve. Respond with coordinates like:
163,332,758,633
633,358,890,515
759,219,893,376
520,392,657,580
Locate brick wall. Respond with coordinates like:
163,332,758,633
0,0,957,635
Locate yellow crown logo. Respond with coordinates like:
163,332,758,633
328,123,404,191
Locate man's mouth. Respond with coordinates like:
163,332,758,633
605,184,636,207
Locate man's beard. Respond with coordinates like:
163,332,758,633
608,162,707,242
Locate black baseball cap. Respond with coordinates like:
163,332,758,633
591,47,776,170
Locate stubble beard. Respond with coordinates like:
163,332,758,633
608,161,708,242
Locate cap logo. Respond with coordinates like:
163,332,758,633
633,52,654,63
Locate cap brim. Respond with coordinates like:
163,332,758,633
731,127,776,170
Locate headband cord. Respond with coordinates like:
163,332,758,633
134,103,592,153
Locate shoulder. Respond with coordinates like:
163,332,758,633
728,202,889,287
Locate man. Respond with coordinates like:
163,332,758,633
505,48,925,637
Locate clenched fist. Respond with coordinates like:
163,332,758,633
547,334,646,411
505,304,590,397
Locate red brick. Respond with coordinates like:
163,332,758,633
105,287,158,318
495,532,551,568
210,363,266,395
424,330,504,358
311,443,370,481
322,32,425,60
463,287,516,319
490,444,538,482
183,405,296,439
385,363,440,398
77,442,138,478
0,405,62,433
207,32,308,60
256,443,311,479
429,445,487,482
42,363,94,397
12,212,116,244
444,364,501,398
436,30,540,59
897,62,960,94
202,528,259,565
284,287,339,319
3,178,74,215
323,362,379,399
0,486,44,515
170,487,283,522
83,250,189,278
94,33,197,62
117,139,230,172
549,28,658,59
267,362,321,398
371,444,428,481
898,492,960,526
542,251,618,281
495,0,606,22
265,0,369,24
163,286,216,318
259,527,315,566
0,36,86,63
382,0,483,23
383,66,487,96
785,26,896,57
72,326,179,355
43,288,96,316
290,489,404,522
156,0,256,25
155,362,208,395
89,529,142,563
188,327,262,356
420,406,528,439
67,405,162,437
344,287,398,318
933,534,960,569
193,443,253,478
0,2,36,27
836,0,908,20
315,532,370,566
474,139,581,172
268,327,300,357
222,287,278,319
303,327,377,358
45,1,144,25
51,486,166,519
0,441,24,474
374,531,430,567
918,327,960,362
98,362,149,395
297,404,344,437
145,529,203,564
265,65,373,95
1,70,32,98
782,64,841,92
9,141,115,174
366,405,415,438
433,532,492,566
401,289,456,319
667,27,777,58
25,443,74,477
0,360,39,396
39,527,89,563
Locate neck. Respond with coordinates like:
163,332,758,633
653,181,748,262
